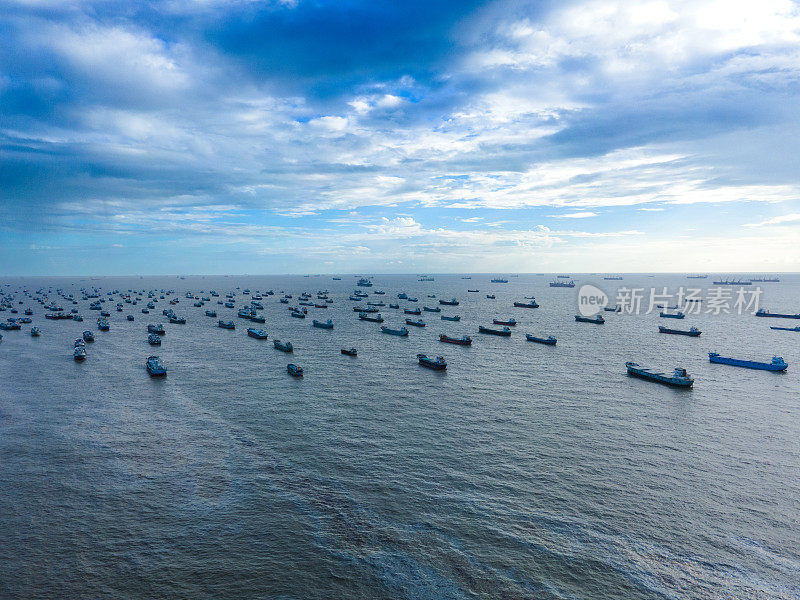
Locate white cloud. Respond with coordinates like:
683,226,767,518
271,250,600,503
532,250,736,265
743,213,800,227
551,211,598,218
307,116,350,136
42,23,190,93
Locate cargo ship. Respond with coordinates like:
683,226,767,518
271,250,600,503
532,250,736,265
513,300,539,308
417,354,446,370
358,312,384,323
478,325,511,336
708,352,787,371
439,334,472,345
575,314,604,324
146,355,167,377
755,309,800,319
525,334,556,345
659,311,685,319
381,326,409,336
493,318,516,326
626,363,693,387
712,279,751,285
273,340,293,352
658,326,701,336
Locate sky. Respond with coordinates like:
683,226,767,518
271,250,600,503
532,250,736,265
1,0,800,275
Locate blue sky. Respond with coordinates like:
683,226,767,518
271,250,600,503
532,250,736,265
1,0,799,275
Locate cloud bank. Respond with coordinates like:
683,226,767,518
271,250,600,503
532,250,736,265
1,0,799,273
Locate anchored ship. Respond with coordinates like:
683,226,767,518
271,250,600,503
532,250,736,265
626,362,693,387
708,352,787,371
658,326,701,336
417,354,446,370
756,309,800,319
514,300,539,308
526,334,556,345
575,314,604,324
439,334,472,345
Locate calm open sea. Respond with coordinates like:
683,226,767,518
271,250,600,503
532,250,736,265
1,274,798,599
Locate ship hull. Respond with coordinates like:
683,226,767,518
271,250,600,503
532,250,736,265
658,327,701,336
418,359,446,370
575,316,604,324
478,327,511,336
439,336,471,345
526,335,556,345
709,355,787,371
381,327,408,336
626,366,693,387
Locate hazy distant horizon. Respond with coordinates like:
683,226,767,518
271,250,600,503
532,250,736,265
2,271,797,279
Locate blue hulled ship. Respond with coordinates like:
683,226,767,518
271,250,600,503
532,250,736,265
146,355,167,377
708,352,787,371
381,326,409,336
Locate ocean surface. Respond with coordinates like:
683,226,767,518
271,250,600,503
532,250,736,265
1,273,798,600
